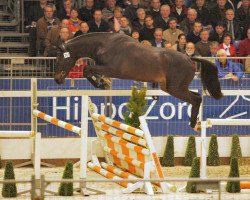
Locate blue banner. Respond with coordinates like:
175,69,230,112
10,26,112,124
0,78,249,136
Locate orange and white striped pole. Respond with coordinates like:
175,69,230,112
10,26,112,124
92,113,144,137
88,162,133,188
101,162,138,180
33,109,81,135
97,129,150,155
104,146,145,169
94,121,147,147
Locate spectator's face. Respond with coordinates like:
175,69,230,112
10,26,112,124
60,28,70,41
40,0,47,4
160,6,170,18
61,19,69,28
132,31,139,39
120,17,129,28
169,20,177,29
187,10,197,21
114,9,123,18
94,11,103,21
200,31,209,41
242,0,250,7
217,0,227,7
175,0,184,8
210,45,219,55
193,23,202,33
223,36,231,45
247,29,250,39
64,0,72,9
44,7,54,19
179,35,186,44
186,43,195,55
145,17,154,27
137,10,146,20
215,25,225,34
196,0,205,7
218,52,227,63
70,10,78,19
80,23,89,33
151,0,161,9
226,10,235,21
107,0,116,8
86,0,94,8
154,30,163,42
131,0,139,6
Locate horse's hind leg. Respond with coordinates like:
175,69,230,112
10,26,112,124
164,87,202,130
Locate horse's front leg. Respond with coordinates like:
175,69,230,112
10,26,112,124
83,65,110,89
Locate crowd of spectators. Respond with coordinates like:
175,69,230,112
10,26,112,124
25,0,250,78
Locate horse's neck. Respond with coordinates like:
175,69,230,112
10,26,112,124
69,37,101,59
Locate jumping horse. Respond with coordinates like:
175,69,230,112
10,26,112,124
54,32,223,130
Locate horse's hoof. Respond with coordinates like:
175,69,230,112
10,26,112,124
152,96,159,101
193,121,201,132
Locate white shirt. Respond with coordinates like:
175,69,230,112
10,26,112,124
223,43,231,56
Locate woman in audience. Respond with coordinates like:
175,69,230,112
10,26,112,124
171,33,187,54
68,8,82,35
219,33,237,57
109,6,123,33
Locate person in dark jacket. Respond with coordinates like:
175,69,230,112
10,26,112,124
154,4,171,31
191,0,211,27
147,0,161,19
88,10,111,32
223,9,243,41
210,0,233,28
74,22,90,37
78,0,95,22
170,0,188,23
124,0,143,22
150,28,166,47
139,15,155,41
209,21,226,43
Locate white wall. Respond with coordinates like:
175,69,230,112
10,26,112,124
0,136,249,160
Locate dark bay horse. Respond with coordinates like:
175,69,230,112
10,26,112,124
54,32,223,130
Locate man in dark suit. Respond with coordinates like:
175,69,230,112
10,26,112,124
154,4,171,31
210,0,233,28
223,9,243,41
150,28,166,47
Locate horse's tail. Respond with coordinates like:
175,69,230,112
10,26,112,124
191,57,223,100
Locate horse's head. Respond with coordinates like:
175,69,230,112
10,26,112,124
54,43,76,84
